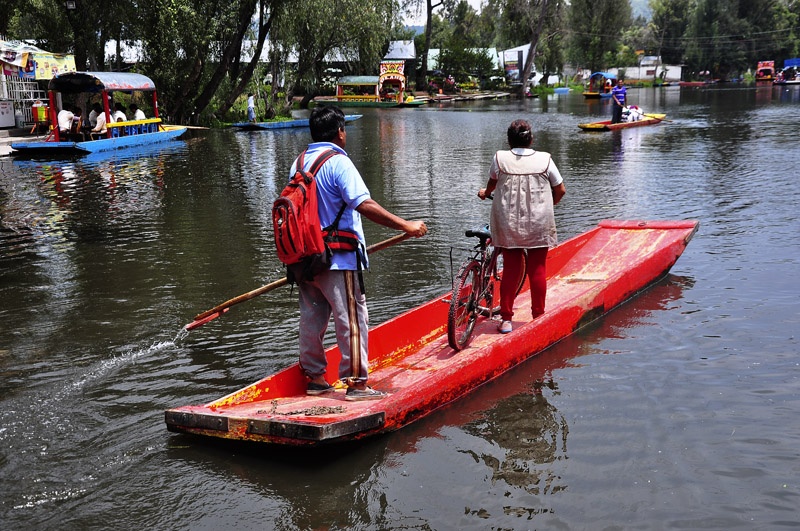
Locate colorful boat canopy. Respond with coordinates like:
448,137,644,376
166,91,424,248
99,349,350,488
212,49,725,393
337,75,380,85
48,71,157,93
589,71,616,80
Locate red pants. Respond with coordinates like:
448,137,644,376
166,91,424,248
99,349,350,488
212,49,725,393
499,247,548,321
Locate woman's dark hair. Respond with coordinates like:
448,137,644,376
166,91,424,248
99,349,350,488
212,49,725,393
507,119,533,148
310,106,346,142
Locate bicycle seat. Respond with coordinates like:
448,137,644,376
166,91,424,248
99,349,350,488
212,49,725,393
465,227,491,245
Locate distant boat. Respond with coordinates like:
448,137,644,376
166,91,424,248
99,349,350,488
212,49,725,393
774,58,800,85
315,61,426,108
755,60,775,82
232,114,362,130
11,71,187,158
582,72,615,98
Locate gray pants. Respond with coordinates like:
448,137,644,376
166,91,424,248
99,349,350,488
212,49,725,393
298,269,369,384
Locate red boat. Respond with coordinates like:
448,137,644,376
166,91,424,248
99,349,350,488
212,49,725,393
578,113,666,131
165,220,699,446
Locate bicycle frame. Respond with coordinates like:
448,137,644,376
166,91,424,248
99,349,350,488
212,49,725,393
447,226,501,350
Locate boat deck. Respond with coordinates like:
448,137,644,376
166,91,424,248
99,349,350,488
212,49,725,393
166,220,698,446
578,114,666,131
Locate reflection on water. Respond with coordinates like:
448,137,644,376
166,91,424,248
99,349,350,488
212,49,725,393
463,378,568,498
2,87,800,529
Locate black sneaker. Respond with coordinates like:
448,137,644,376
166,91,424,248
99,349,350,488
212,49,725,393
345,386,387,401
306,382,334,396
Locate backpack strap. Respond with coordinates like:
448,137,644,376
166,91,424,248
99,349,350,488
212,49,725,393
293,148,338,184
294,150,307,181
303,148,368,292
305,149,339,181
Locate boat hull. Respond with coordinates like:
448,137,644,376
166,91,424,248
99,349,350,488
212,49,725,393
11,126,187,157
232,114,362,130
165,220,698,446
578,114,666,131
315,99,426,108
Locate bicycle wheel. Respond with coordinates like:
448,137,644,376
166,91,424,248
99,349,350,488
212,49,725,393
489,248,527,314
447,260,482,351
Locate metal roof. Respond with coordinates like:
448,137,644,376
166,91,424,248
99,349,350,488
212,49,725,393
48,71,157,93
337,76,380,85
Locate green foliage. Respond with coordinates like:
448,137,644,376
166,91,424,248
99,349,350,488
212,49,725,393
6,0,800,122
271,0,398,109
437,47,497,81
680,0,796,79
566,0,632,71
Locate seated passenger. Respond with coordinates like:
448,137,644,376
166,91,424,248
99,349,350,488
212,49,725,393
88,103,102,128
129,104,146,121
57,107,75,139
112,103,127,123
70,107,85,140
91,109,108,139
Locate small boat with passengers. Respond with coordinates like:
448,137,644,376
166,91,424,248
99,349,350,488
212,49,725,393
165,219,698,447
774,58,800,85
582,72,616,98
11,71,187,157
578,111,667,131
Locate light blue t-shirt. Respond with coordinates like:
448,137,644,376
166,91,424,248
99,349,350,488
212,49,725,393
288,142,371,270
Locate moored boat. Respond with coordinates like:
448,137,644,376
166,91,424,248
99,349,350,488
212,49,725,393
315,61,426,108
773,58,800,85
10,71,187,157
582,72,616,98
231,114,362,130
578,113,666,131
165,219,698,447
755,60,775,82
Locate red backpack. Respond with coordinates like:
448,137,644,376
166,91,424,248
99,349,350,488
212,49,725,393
272,149,360,280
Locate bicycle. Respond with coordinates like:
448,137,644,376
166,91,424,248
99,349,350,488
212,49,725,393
446,225,526,351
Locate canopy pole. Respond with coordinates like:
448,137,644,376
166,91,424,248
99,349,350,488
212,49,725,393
48,90,58,141
101,90,112,138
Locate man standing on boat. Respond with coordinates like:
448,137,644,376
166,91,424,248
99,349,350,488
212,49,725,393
291,106,427,401
611,79,627,124
247,93,256,122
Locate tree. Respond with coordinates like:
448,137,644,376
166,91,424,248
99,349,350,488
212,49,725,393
649,0,692,68
7,0,125,70
566,0,632,72
683,0,749,79
270,0,399,111
418,0,447,87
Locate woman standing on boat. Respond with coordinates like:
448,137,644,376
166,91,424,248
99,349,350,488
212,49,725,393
478,119,566,334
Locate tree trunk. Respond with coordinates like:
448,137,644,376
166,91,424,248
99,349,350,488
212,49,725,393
418,0,442,91
192,0,258,121
521,0,550,94
218,2,275,118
